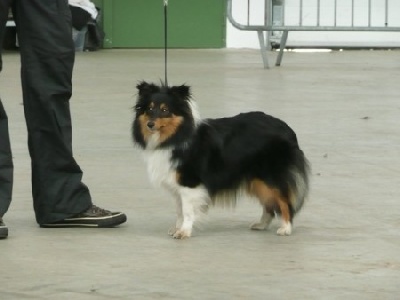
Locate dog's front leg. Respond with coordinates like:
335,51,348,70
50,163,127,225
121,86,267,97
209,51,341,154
172,187,206,239
169,186,209,239
172,189,194,239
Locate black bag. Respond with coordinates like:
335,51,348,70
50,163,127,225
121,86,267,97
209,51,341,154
70,6,92,31
84,18,105,51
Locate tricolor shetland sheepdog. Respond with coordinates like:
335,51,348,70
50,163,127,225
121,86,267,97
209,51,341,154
132,81,310,239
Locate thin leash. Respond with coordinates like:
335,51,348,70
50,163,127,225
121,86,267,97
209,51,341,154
163,0,168,86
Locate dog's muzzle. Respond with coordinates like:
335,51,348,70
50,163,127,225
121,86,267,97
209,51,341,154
147,121,155,130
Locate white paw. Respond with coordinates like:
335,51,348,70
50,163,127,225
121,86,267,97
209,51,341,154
250,222,269,231
172,229,192,239
276,222,292,236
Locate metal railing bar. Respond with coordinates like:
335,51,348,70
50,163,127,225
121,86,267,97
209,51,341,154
226,0,400,69
226,0,400,32
334,0,337,27
385,0,388,26
368,0,371,27
299,0,303,26
247,0,250,26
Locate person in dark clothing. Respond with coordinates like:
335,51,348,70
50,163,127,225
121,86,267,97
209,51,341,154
0,0,127,239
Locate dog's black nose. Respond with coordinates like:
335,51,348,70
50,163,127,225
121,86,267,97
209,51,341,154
147,121,155,129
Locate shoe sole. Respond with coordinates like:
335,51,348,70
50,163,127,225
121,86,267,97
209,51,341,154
39,213,127,228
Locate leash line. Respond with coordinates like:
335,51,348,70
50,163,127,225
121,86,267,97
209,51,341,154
164,0,168,86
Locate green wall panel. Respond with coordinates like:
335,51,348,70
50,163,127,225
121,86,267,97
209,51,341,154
97,0,226,48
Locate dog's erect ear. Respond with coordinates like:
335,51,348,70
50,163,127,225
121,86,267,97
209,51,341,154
169,84,191,101
136,81,159,96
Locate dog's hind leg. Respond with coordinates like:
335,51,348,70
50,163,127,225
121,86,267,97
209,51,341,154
275,197,292,236
168,195,183,236
248,179,292,236
251,205,274,231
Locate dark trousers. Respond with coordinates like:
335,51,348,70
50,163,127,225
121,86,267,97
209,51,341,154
0,0,92,224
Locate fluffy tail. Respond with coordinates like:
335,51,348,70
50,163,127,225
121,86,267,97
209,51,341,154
289,150,311,214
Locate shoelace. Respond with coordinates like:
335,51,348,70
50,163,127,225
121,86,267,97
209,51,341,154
86,205,111,216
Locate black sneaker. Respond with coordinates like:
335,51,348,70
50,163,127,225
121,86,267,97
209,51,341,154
0,217,8,239
40,205,127,228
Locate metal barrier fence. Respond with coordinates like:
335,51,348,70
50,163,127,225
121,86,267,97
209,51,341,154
227,0,400,68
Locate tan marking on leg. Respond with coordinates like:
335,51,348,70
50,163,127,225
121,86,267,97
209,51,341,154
276,196,290,225
248,179,292,235
248,178,277,207
275,197,292,235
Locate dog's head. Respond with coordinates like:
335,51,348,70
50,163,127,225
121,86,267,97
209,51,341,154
133,81,196,149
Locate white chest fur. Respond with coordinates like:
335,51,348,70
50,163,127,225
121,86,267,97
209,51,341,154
142,148,178,191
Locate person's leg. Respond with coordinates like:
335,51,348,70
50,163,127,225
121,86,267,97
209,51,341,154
0,98,12,239
13,0,92,224
13,0,126,227
0,0,13,72
0,0,14,238
0,100,13,219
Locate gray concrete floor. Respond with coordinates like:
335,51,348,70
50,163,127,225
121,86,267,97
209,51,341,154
1,49,399,299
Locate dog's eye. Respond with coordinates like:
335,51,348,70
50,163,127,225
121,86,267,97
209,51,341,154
161,107,169,113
